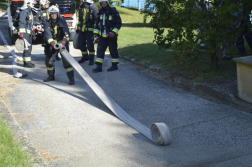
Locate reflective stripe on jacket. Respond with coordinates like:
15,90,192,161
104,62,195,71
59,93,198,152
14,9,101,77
77,3,98,32
44,17,70,46
18,8,33,34
94,6,122,37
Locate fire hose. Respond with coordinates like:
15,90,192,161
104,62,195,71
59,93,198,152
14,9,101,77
0,30,27,78
55,43,172,146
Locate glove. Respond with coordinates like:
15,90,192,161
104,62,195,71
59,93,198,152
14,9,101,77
19,33,24,39
106,32,117,40
61,40,66,46
52,44,59,52
94,37,99,44
76,29,80,34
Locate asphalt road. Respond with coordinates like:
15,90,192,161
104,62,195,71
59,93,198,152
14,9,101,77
1,11,252,167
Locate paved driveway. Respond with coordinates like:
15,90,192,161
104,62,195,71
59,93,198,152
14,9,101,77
1,11,252,167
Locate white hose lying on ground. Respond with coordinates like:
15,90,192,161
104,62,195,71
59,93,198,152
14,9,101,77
55,43,172,146
0,30,27,78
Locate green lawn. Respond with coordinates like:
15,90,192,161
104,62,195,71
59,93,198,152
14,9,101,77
113,6,252,82
117,23,173,66
0,2,7,12
115,6,151,23
112,6,173,67
0,116,31,167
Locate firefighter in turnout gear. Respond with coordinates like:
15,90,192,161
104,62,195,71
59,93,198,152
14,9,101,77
92,0,122,72
77,0,98,65
18,0,36,68
44,5,75,85
36,0,60,61
35,0,50,25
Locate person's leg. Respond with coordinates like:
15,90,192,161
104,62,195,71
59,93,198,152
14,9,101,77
107,38,119,71
87,31,95,65
44,45,56,82
78,31,89,63
61,43,75,85
92,37,108,73
23,33,35,68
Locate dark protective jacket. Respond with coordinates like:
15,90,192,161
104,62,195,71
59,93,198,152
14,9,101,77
44,17,70,46
77,3,98,32
18,7,33,34
35,9,49,25
93,6,122,37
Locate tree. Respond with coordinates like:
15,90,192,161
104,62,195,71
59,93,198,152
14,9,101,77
144,0,252,68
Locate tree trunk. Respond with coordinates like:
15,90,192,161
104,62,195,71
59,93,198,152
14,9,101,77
210,44,222,69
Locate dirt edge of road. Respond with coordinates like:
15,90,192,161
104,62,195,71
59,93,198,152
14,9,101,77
0,68,47,166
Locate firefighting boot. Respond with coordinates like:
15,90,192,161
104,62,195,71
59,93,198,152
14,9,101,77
44,75,55,82
69,77,75,85
78,57,89,63
92,62,102,73
24,62,35,68
107,63,118,72
89,55,94,65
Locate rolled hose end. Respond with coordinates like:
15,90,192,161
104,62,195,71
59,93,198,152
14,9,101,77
151,123,171,146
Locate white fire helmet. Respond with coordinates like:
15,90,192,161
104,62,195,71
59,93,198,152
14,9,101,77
23,0,36,8
48,5,59,16
83,0,94,4
40,0,50,8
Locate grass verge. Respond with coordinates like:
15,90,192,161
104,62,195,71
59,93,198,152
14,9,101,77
0,116,31,167
114,6,251,82
0,2,7,12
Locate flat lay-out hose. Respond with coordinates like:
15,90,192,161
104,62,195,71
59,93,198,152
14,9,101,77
55,43,172,146
0,30,27,78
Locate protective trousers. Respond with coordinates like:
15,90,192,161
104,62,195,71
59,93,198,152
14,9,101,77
23,33,33,65
96,36,119,64
78,31,95,59
45,43,74,78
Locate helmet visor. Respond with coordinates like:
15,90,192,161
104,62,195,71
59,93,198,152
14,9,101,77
50,12,58,14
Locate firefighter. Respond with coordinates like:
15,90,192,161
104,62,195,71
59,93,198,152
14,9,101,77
44,5,75,85
36,1,61,61
77,0,98,65
35,0,50,25
18,0,36,68
93,0,122,72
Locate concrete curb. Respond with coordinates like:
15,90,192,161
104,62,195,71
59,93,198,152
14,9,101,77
0,97,47,167
120,56,252,113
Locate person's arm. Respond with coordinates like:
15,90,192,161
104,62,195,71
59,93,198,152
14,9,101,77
93,9,101,37
61,19,70,45
111,8,122,35
93,4,98,27
76,6,82,33
44,21,55,46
